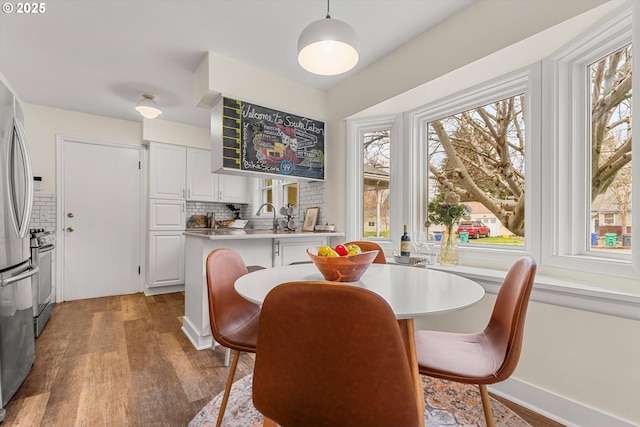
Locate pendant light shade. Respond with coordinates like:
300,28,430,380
135,93,162,119
297,1,358,76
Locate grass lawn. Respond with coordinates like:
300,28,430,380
466,236,523,245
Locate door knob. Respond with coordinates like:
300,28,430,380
66,227,74,232
67,212,74,218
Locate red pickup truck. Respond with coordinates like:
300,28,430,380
456,221,490,239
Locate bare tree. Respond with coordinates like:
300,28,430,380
591,44,632,201
429,96,526,236
427,44,632,237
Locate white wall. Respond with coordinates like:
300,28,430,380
23,104,212,194
23,104,142,194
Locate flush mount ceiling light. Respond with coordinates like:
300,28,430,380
135,93,162,119
297,0,359,76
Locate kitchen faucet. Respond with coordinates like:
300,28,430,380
256,203,278,230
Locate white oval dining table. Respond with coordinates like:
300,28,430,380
235,263,485,427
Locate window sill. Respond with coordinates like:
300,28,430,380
429,264,640,321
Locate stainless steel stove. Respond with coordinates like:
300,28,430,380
29,229,55,337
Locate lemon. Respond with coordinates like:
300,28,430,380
317,245,332,257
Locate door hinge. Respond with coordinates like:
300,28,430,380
138,266,141,275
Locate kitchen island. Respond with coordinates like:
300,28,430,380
182,228,344,349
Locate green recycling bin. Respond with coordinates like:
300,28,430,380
459,231,469,243
605,233,617,247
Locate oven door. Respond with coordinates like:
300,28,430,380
32,245,54,318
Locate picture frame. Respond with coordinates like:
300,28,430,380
302,207,320,231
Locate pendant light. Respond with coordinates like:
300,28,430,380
297,0,359,75
135,93,162,119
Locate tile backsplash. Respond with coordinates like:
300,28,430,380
186,180,326,229
30,193,56,231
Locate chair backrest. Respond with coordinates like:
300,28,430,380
253,281,419,427
345,241,386,264
485,256,537,381
205,248,260,350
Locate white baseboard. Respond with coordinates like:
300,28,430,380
490,377,636,427
181,316,212,350
143,283,184,296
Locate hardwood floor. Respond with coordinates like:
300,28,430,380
3,292,563,427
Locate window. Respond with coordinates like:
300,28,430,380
603,213,616,226
588,44,632,254
426,94,526,246
256,178,298,213
363,129,391,238
543,4,637,277
346,117,401,247
410,68,533,258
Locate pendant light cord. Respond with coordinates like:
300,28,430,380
326,0,331,19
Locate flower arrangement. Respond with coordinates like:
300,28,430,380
425,192,471,266
426,192,471,228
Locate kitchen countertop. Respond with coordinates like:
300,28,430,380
183,228,344,240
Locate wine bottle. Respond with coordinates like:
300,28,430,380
401,224,411,257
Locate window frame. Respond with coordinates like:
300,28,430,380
541,4,639,278
252,177,298,216
407,66,540,266
346,115,404,251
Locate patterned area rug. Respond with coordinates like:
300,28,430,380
189,374,531,427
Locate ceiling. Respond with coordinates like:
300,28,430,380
0,0,474,128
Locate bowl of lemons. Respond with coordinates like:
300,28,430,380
306,244,378,282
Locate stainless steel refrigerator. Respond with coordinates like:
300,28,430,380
0,80,37,422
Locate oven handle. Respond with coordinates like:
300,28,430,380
1,266,39,287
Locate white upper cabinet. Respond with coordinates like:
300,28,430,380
186,147,216,201
149,142,186,199
217,174,249,204
150,142,250,203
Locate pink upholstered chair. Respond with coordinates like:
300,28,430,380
205,248,262,427
253,281,420,427
414,256,536,427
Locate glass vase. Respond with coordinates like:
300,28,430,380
440,226,459,266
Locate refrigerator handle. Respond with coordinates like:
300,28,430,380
1,266,39,288
12,118,34,239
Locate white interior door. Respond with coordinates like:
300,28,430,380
61,139,142,301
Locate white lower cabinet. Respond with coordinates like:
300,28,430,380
147,231,185,288
149,199,186,230
274,236,330,266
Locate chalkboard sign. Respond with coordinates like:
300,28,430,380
216,97,325,181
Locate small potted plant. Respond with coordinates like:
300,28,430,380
427,192,471,266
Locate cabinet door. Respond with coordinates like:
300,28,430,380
275,237,329,267
218,174,249,203
148,231,185,287
149,142,186,199
186,147,216,201
149,199,185,230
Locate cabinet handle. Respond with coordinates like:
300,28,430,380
275,240,280,256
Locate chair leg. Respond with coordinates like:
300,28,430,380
478,384,495,427
262,417,278,427
216,349,241,427
224,347,231,367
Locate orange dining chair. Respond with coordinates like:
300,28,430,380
253,281,420,427
345,240,386,264
206,248,262,427
414,256,537,427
